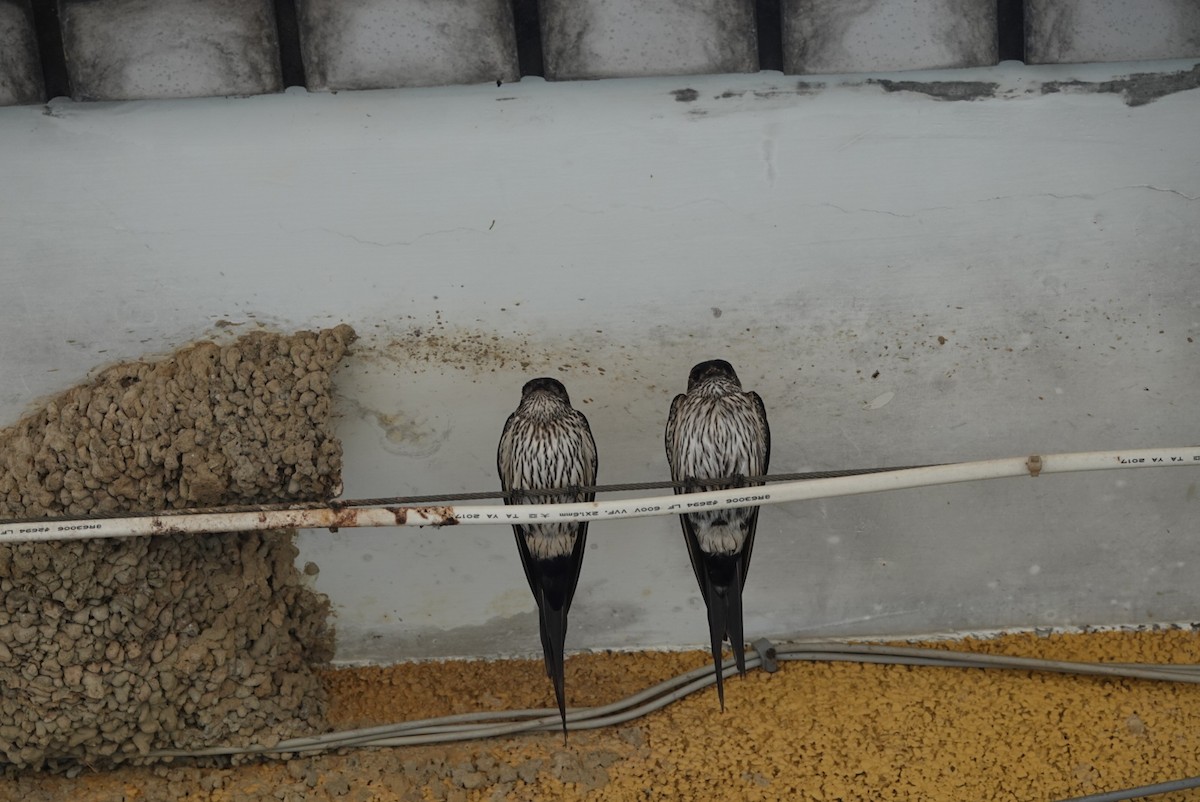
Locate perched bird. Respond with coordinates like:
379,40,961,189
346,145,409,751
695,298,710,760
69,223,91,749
665,360,770,710
498,377,598,738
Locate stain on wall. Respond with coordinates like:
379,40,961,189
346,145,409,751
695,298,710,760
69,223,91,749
668,65,1200,114
1041,63,1200,107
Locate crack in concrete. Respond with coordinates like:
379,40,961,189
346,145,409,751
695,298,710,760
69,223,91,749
1132,185,1200,201
821,203,915,219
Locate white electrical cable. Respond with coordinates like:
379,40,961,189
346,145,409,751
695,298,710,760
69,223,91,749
1,447,1197,544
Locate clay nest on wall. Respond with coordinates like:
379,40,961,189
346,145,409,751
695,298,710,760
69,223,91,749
0,324,357,771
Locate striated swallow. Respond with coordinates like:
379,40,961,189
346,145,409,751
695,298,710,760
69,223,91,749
498,377,598,737
665,359,770,710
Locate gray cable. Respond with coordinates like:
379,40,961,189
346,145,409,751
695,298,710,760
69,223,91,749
1051,775,1200,802
775,642,1200,684
149,657,746,756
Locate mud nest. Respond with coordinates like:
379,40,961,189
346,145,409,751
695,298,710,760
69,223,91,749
0,325,356,770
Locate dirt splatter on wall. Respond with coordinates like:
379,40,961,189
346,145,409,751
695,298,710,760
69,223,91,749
0,325,355,770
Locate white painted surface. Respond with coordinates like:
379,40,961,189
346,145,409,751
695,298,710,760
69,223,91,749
1,62,1198,663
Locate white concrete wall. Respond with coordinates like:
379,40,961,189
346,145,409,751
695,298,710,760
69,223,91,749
1,61,1198,663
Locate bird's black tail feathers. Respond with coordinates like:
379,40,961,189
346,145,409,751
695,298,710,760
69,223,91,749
701,552,745,712
537,617,553,680
536,555,577,741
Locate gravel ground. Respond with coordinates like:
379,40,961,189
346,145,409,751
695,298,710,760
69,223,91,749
7,630,1200,801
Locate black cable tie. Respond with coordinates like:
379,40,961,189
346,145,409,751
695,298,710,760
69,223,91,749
752,638,779,673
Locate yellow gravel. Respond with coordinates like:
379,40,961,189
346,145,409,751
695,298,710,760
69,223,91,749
8,629,1200,802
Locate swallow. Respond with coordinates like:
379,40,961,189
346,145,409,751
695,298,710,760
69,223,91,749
665,359,770,710
498,377,598,737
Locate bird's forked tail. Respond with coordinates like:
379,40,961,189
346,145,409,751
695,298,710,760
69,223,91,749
703,552,746,713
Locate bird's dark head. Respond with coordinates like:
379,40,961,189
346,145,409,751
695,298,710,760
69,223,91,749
687,359,740,391
520,377,571,404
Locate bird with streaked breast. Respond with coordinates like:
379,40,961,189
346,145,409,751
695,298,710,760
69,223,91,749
665,359,770,710
497,377,597,739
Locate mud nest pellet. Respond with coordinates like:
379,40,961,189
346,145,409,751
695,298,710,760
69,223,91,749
0,324,356,770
